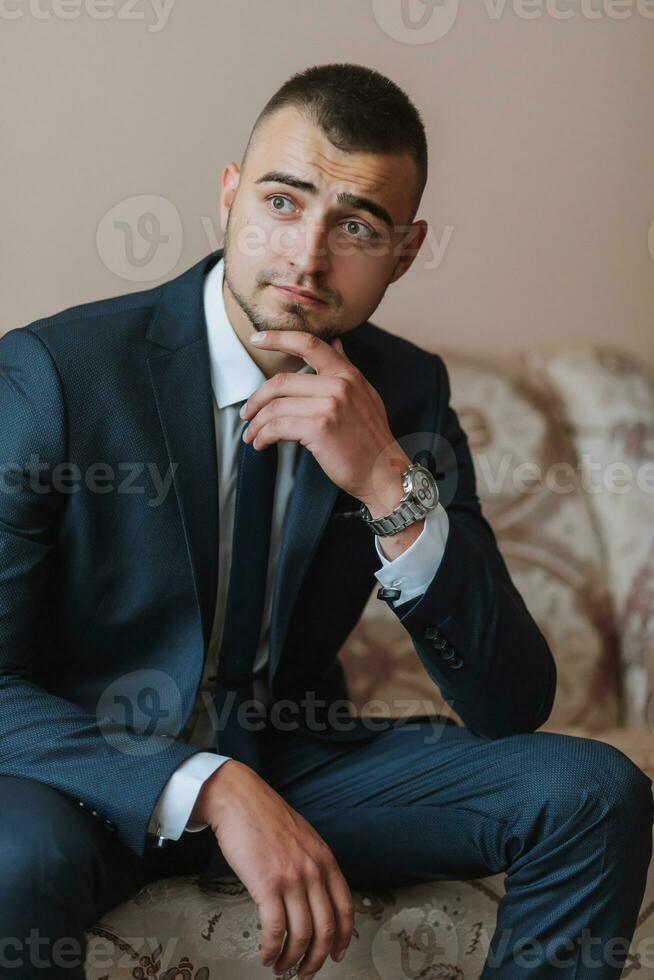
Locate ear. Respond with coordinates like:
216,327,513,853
389,219,429,284
219,162,240,232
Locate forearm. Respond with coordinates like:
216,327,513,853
386,353,557,739
396,516,557,737
0,326,210,857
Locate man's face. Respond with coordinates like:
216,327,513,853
219,106,427,344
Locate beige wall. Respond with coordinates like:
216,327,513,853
2,0,653,366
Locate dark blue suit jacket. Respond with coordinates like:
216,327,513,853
0,249,556,856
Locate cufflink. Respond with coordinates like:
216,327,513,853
377,586,402,604
146,822,170,849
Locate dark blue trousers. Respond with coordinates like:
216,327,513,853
1,719,652,978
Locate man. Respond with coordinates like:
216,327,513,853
0,63,651,980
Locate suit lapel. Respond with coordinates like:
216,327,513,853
146,251,222,653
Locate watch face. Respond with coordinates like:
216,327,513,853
408,465,438,509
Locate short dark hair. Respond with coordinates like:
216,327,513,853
242,62,428,225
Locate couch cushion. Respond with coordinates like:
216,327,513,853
83,854,654,977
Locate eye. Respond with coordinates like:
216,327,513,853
266,194,296,215
340,220,377,241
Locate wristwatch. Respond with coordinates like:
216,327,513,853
359,462,439,537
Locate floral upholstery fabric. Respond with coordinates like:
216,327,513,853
84,346,654,980
528,347,654,727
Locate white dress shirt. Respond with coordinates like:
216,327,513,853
147,257,450,840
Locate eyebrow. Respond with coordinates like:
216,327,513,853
254,170,395,230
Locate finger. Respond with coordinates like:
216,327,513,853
242,374,344,421
325,863,355,962
257,891,287,968
296,878,337,980
243,397,336,446
273,885,314,975
246,416,317,452
251,329,351,376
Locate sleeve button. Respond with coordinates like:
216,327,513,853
449,656,464,669
440,645,456,661
424,627,439,640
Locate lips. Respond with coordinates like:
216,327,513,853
272,284,327,305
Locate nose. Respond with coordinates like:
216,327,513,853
276,216,330,280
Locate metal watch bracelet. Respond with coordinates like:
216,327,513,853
358,497,429,537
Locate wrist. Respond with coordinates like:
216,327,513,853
376,516,425,559
359,453,434,559
359,452,411,519
190,758,240,823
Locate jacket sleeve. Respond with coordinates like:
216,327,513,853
373,504,449,606
389,353,557,739
147,751,232,840
0,326,209,857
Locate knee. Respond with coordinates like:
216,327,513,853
0,830,82,907
0,828,87,978
514,733,654,829
0,778,93,920
559,736,652,817
585,739,654,817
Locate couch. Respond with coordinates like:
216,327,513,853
83,344,654,979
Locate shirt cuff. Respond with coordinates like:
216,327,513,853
373,504,449,606
147,752,232,841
